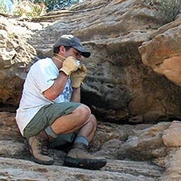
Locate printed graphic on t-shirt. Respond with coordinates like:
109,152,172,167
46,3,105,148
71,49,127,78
62,85,71,102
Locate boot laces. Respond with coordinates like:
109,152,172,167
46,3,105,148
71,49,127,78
36,136,52,156
74,143,93,155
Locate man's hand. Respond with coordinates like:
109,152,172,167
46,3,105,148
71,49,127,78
59,56,79,76
71,64,87,88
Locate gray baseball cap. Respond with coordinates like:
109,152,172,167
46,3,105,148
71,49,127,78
53,35,91,58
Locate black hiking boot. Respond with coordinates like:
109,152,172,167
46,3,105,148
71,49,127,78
63,143,107,170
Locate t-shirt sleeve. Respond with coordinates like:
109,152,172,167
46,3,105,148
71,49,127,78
32,59,58,93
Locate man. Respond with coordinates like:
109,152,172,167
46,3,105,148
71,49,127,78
16,34,107,170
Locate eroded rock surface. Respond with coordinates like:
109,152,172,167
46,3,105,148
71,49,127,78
1,0,181,180
1,112,181,180
0,112,164,180
0,0,181,122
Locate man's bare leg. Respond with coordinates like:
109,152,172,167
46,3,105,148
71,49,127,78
53,106,107,170
77,114,97,142
44,104,106,170
50,104,92,135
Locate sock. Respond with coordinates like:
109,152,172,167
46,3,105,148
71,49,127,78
74,135,89,146
45,126,58,138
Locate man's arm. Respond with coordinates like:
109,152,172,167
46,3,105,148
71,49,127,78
43,56,79,100
43,72,68,100
71,87,81,102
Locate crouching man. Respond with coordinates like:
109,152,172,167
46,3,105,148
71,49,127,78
16,34,107,170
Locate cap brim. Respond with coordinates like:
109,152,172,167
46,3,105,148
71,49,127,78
81,52,91,58
74,45,91,58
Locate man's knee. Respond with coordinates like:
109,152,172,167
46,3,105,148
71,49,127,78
73,104,91,120
89,114,97,128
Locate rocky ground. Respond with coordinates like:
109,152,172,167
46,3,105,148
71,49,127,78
0,157,163,181
1,112,181,181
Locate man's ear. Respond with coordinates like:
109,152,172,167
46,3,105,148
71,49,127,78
59,46,66,54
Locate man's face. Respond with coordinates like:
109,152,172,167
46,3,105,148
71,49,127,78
64,47,82,60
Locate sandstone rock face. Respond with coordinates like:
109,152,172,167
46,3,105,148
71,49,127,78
0,0,181,181
1,0,181,123
139,17,181,87
1,0,181,179
0,17,36,106
162,120,181,147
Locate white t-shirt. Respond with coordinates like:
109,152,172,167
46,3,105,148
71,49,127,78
16,57,72,136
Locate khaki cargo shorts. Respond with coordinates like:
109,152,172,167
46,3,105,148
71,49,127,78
24,102,81,146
